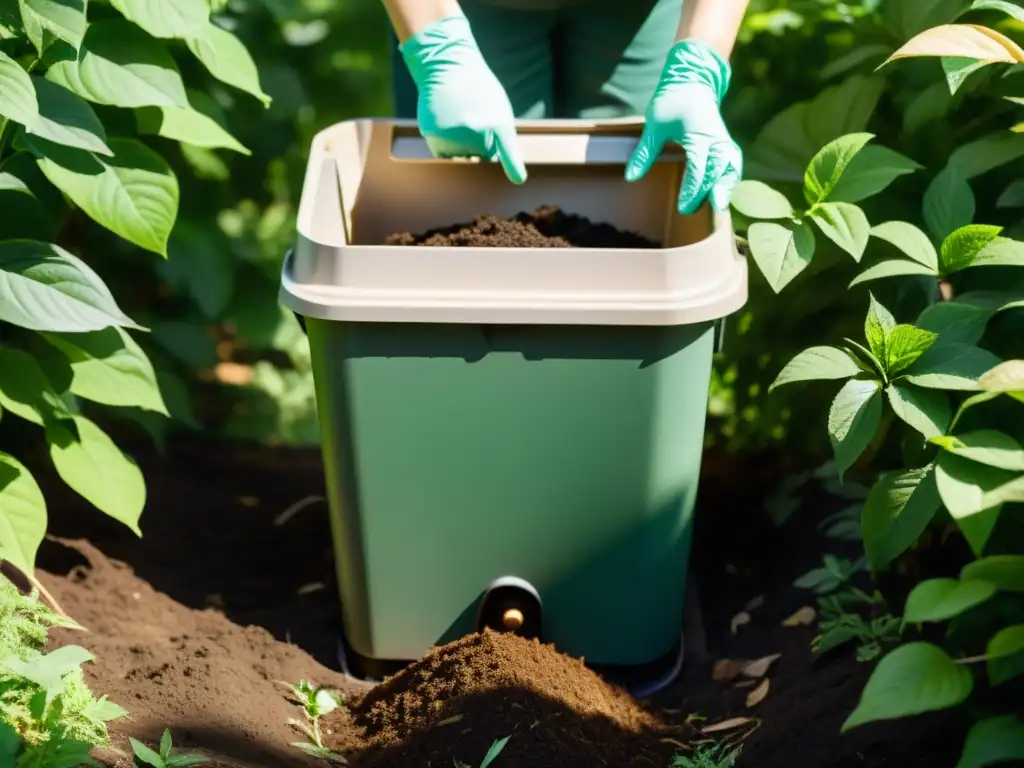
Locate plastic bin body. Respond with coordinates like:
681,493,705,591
281,118,747,668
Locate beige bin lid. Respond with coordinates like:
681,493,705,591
281,118,748,327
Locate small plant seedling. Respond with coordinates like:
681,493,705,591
794,554,868,594
454,735,511,768
671,743,741,768
130,729,207,768
814,591,901,661
280,679,348,764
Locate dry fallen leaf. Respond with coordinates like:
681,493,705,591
742,653,782,679
703,717,755,734
782,606,817,627
744,594,766,612
712,658,745,682
746,678,771,707
731,611,752,634
733,679,757,688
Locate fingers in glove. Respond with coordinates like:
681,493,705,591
625,126,666,183
709,143,742,212
677,141,712,216
490,125,528,185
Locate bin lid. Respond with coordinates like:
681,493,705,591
280,119,747,327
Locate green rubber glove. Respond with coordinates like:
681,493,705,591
626,39,742,215
400,16,527,184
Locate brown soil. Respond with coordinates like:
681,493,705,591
12,431,965,768
385,205,659,248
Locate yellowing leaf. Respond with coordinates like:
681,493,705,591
742,654,782,679
746,678,771,707
783,606,817,627
703,717,755,734
731,611,752,635
886,24,1024,65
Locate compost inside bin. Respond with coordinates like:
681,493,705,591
337,629,679,767
386,204,660,248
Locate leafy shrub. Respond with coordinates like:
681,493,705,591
0,0,266,575
745,5,1024,763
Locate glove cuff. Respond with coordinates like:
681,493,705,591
399,15,477,85
666,39,732,104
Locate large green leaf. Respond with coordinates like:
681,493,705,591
0,240,139,331
850,259,937,288
903,577,996,622
20,0,86,51
904,342,1003,390
748,220,816,293
159,219,235,318
917,300,994,345
887,383,951,438
33,137,179,256
931,430,1024,471
43,327,168,415
729,180,793,220
804,132,874,204
885,325,938,376
46,20,188,109
870,221,939,269
0,49,39,127
862,467,942,571
0,347,73,425
186,22,270,105
842,643,973,730
829,378,883,476
864,293,896,362
0,451,46,575
936,452,1020,516
136,89,249,155
108,0,207,39
958,715,1024,768
829,145,921,204
950,132,1024,179
979,360,1024,403
26,76,110,156
939,224,1003,274
770,346,864,391
924,165,976,242
809,202,870,261
962,555,1024,591
987,625,1024,686
970,237,1024,268
47,415,145,534
970,0,1024,20
998,180,1024,208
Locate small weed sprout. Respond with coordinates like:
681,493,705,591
280,679,347,764
454,735,510,768
671,743,741,768
814,591,901,661
130,729,207,767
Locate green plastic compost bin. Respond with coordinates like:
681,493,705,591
280,118,747,675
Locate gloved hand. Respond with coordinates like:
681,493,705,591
400,16,527,184
626,39,742,215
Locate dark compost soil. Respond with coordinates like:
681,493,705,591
17,433,965,768
384,205,659,249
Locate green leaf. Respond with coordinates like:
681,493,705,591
936,451,1021,514
729,180,793,219
33,137,179,256
109,0,207,39
7,644,93,702
962,555,1024,591
25,76,111,156
850,259,937,288
887,383,951,438
46,20,189,109
748,220,816,292
950,132,1024,179
904,342,1003,390
770,346,864,391
829,379,883,477
47,415,145,534
159,729,172,759
136,89,249,155
987,625,1024,686
917,300,994,345
862,467,942,571
0,49,39,127
804,132,874,204
818,44,892,81
864,293,896,362
480,736,511,768
0,452,46,575
979,360,1024,402
186,22,270,105
810,202,870,261
904,577,996,622
957,715,1024,768
82,696,129,726
870,221,940,269
885,325,938,376
940,224,1003,274
0,347,74,425
20,0,86,51
130,738,162,768
942,56,991,94
924,165,976,242
997,179,1024,208
159,220,235,318
842,643,973,730
43,328,168,415
969,237,1024,268
931,429,1024,470
905,81,954,135
0,240,139,331
970,0,1024,21
829,145,922,204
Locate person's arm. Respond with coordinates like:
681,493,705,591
382,0,463,43
676,0,750,59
